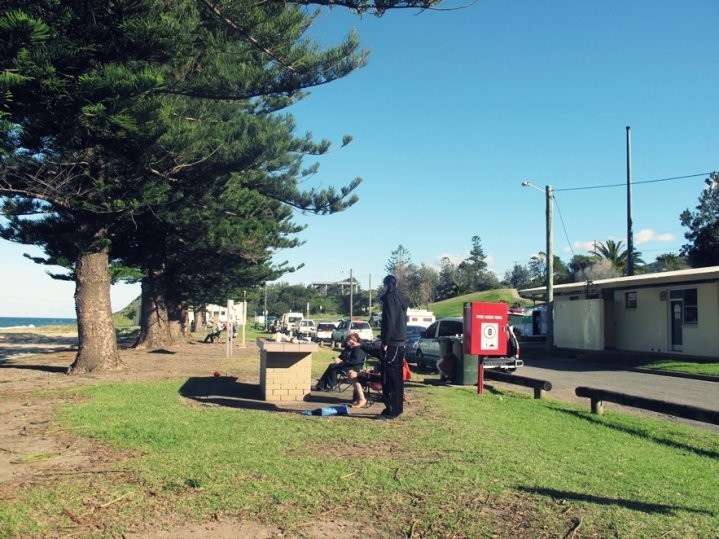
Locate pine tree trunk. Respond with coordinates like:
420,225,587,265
192,305,206,336
178,303,190,337
68,249,124,374
134,270,183,349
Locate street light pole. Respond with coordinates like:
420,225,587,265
545,185,554,351
522,181,554,351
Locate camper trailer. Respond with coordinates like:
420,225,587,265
369,309,436,329
406,309,435,328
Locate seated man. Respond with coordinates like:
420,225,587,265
204,321,224,343
313,333,367,392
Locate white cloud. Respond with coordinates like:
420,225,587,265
567,241,596,254
566,230,675,255
634,228,674,245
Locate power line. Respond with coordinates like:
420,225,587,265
555,172,714,192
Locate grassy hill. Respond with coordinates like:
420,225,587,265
113,296,141,328
428,288,535,318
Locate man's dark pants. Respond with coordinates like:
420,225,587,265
382,345,405,417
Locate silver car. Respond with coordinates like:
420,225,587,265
331,320,374,347
415,317,464,371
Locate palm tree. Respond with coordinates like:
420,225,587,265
590,239,644,275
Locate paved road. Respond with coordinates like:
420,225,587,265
488,356,719,433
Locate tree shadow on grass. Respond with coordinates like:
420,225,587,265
547,405,719,459
0,361,68,373
516,486,714,516
178,376,374,419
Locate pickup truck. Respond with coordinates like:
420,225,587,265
415,316,523,373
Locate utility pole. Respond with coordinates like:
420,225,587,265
545,184,554,351
626,125,634,276
349,268,353,320
522,180,554,351
263,285,267,326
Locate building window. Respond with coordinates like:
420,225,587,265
669,288,698,324
684,288,698,324
625,291,637,309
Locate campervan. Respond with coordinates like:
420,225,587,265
406,309,435,328
280,312,303,334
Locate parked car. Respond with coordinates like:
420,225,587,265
314,322,336,346
404,325,426,362
280,312,303,334
415,317,464,371
265,315,277,332
368,312,382,328
331,319,374,347
295,319,316,340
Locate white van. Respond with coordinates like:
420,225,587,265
280,312,303,334
406,309,435,328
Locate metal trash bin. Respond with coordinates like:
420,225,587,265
438,336,478,386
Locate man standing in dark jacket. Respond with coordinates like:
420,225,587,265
378,274,408,419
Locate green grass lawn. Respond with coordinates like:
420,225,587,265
1,359,716,538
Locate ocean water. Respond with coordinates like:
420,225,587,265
0,316,77,329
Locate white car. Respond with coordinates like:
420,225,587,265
331,320,374,347
314,322,336,345
294,319,316,340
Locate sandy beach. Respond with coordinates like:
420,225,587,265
0,326,79,362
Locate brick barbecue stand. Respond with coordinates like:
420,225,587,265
256,338,318,402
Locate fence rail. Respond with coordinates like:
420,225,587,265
483,370,552,399
575,386,719,425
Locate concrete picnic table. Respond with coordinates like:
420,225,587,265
256,338,318,402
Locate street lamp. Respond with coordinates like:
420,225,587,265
521,181,554,351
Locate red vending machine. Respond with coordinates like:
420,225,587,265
463,302,508,394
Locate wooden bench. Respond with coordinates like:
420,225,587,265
483,370,552,399
575,386,719,425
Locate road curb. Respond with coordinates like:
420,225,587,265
630,367,719,383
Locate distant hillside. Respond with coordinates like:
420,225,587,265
429,288,535,318
113,296,141,327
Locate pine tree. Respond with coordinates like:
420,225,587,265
680,172,719,267
1,0,442,370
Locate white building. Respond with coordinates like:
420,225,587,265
519,266,719,357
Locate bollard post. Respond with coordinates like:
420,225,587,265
477,358,484,395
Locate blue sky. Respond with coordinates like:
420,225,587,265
1,0,717,317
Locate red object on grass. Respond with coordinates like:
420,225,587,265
213,371,221,377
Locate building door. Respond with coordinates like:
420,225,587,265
670,299,683,351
